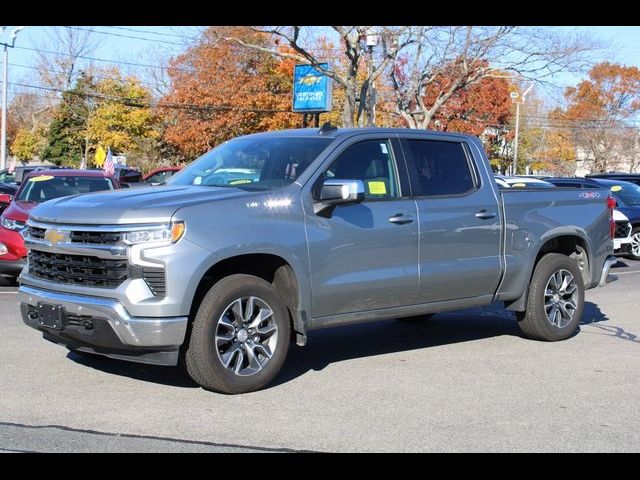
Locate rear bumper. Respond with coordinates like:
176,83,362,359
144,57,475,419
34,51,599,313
598,255,619,287
18,285,188,366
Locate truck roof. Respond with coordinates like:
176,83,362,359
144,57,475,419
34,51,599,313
241,127,479,142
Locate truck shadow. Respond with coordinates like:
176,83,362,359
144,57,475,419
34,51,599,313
273,306,524,387
66,351,199,388
65,301,626,390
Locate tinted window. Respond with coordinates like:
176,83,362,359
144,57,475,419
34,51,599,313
405,140,475,196
147,171,173,184
321,140,399,200
18,175,114,203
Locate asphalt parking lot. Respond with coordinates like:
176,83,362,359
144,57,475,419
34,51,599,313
1,259,638,453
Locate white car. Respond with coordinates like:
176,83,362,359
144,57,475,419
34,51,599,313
613,209,633,255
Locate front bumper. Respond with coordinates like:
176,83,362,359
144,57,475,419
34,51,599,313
18,285,188,365
0,257,26,275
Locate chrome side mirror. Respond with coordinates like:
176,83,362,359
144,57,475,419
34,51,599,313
318,179,365,205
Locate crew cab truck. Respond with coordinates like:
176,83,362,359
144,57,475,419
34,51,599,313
18,128,617,394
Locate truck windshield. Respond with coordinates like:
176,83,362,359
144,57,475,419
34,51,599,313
18,175,114,203
610,183,640,207
169,137,333,191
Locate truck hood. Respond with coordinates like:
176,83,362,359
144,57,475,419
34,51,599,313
29,185,256,225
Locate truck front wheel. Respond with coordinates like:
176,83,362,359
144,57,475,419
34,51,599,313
185,274,291,394
516,253,584,341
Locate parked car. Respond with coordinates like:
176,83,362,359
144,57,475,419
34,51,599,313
0,165,62,186
545,177,633,256
587,172,640,188
0,182,19,215
495,175,556,188
588,178,640,260
17,128,616,394
0,169,120,282
114,165,143,186
143,166,183,185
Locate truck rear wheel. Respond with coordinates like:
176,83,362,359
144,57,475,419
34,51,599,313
516,253,584,341
185,274,290,394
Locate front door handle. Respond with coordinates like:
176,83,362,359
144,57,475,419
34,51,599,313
389,214,414,225
475,210,496,220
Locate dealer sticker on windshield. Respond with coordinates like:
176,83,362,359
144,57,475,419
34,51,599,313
28,175,54,182
611,185,622,192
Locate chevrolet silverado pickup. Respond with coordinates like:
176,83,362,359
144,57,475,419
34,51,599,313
18,127,618,394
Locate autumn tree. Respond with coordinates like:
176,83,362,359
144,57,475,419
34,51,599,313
390,26,597,130
86,69,160,159
559,62,640,173
10,126,48,162
160,26,299,158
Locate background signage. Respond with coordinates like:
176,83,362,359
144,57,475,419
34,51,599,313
292,63,332,113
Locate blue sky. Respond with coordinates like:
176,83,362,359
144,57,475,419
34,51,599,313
2,26,640,106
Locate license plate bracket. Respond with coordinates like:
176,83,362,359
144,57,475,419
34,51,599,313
37,303,64,330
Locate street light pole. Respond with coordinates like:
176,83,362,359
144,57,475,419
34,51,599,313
512,83,534,175
365,29,378,127
1,26,26,170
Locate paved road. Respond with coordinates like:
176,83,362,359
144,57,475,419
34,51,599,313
1,259,638,452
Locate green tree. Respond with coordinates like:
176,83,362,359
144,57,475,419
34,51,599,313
41,73,96,166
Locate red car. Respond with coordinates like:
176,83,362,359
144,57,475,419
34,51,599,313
143,166,183,185
0,169,120,281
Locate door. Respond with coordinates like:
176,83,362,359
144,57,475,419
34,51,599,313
401,137,502,303
305,138,419,318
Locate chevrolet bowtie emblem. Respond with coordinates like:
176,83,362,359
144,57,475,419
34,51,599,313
44,229,66,246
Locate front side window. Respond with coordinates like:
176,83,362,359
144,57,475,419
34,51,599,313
405,139,476,197
170,137,333,191
319,139,399,200
17,175,114,203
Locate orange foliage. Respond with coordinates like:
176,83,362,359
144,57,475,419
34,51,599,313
160,27,299,158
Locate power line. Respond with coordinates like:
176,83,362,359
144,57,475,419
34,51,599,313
102,26,200,41
64,26,190,48
8,81,294,114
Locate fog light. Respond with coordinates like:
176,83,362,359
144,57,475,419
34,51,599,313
0,243,7,256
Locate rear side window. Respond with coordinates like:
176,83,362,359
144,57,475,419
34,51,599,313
405,140,476,196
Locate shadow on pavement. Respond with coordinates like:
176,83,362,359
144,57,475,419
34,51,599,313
580,301,609,325
273,305,522,387
579,301,638,343
66,351,198,388
64,304,521,390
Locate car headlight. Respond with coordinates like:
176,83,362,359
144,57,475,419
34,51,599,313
1,217,25,231
121,221,185,245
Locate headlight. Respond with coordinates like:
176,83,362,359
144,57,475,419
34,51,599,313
121,221,185,245
1,217,25,231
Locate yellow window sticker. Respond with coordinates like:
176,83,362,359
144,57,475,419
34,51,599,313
229,179,252,185
28,175,54,182
611,185,622,192
512,182,526,188
368,181,387,195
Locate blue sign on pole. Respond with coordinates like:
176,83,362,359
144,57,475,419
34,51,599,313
292,63,332,113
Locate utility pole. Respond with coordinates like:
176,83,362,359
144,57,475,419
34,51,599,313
365,29,378,127
512,83,534,175
1,26,26,171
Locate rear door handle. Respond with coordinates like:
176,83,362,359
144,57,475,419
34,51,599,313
475,210,496,220
389,214,414,225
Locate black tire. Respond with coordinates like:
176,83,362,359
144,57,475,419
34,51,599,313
397,313,435,322
628,227,640,261
185,274,291,394
516,253,584,341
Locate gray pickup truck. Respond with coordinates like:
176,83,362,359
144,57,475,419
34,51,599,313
18,127,617,394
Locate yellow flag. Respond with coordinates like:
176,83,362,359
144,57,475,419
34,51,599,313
94,146,106,167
